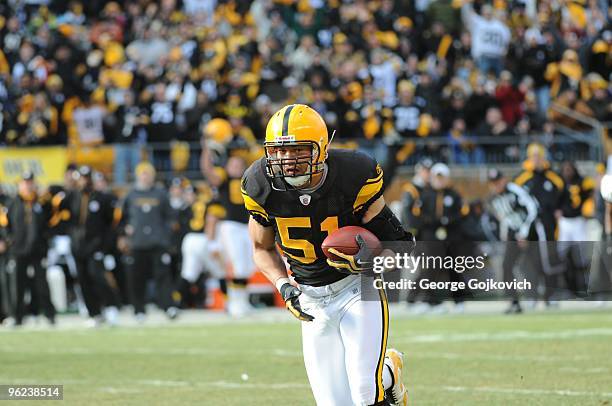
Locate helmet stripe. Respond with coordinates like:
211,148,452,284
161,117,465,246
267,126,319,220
282,104,295,138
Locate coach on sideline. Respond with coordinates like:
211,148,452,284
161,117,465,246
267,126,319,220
117,162,179,321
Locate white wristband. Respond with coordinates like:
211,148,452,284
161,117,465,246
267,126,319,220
275,277,291,293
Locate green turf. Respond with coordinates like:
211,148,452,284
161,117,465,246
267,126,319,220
1,310,611,405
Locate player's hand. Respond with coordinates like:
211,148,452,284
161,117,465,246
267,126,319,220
280,283,314,322
326,234,374,274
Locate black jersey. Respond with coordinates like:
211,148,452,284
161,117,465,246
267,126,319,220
216,168,250,224
560,176,594,218
48,186,72,236
241,149,384,286
186,194,226,233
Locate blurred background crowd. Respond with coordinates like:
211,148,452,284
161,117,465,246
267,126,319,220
0,0,611,325
0,0,609,179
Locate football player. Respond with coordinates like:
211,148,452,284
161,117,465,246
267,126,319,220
178,185,226,307
241,104,413,405
202,125,256,317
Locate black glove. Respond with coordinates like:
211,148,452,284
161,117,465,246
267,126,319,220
326,234,374,274
280,283,314,322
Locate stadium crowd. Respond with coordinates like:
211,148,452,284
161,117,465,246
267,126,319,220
0,0,610,178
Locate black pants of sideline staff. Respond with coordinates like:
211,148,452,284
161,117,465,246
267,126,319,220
75,253,120,318
14,255,55,325
128,248,175,315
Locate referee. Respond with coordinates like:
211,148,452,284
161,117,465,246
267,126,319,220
487,169,539,313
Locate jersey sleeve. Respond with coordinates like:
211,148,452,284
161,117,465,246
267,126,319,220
48,191,71,228
350,152,385,217
513,170,533,186
241,159,273,227
0,204,8,230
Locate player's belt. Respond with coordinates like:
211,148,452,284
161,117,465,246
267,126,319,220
298,275,357,298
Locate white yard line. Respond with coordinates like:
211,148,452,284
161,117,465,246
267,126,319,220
409,351,594,362
422,385,612,398
395,328,612,343
0,377,309,390
98,387,143,394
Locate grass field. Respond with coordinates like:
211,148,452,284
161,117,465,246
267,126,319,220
1,308,611,405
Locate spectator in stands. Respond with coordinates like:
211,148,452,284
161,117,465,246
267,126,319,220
72,92,106,146
480,105,507,139
447,118,484,164
111,90,146,185
0,0,608,169
9,91,59,145
495,71,524,127
462,1,511,76
519,28,555,114
544,50,588,103
584,74,612,123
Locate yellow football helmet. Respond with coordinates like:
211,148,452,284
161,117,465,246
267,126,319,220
264,104,330,189
204,118,233,144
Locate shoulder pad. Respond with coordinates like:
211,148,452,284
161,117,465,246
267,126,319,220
545,170,564,190
329,149,380,183
241,158,271,207
329,149,384,215
513,170,533,186
51,191,66,208
402,182,420,199
582,176,595,191
241,158,272,226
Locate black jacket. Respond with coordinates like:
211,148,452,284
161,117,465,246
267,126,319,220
120,186,172,250
53,189,117,258
514,161,564,237
1,193,50,258
417,186,465,242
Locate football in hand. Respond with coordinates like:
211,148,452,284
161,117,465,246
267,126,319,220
322,226,382,261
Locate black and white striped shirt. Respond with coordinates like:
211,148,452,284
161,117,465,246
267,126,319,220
489,183,539,241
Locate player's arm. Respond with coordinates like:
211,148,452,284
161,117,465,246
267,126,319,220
200,146,226,187
204,203,225,254
249,217,286,286
248,217,314,321
327,196,415,273
0,203,9,254
327,156,414,273
48,191,71,228
363,196,414,259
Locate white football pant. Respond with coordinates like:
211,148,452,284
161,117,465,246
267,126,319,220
557,216,589,268
181,233,224,282
298,275,390,406
217,220,254,279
